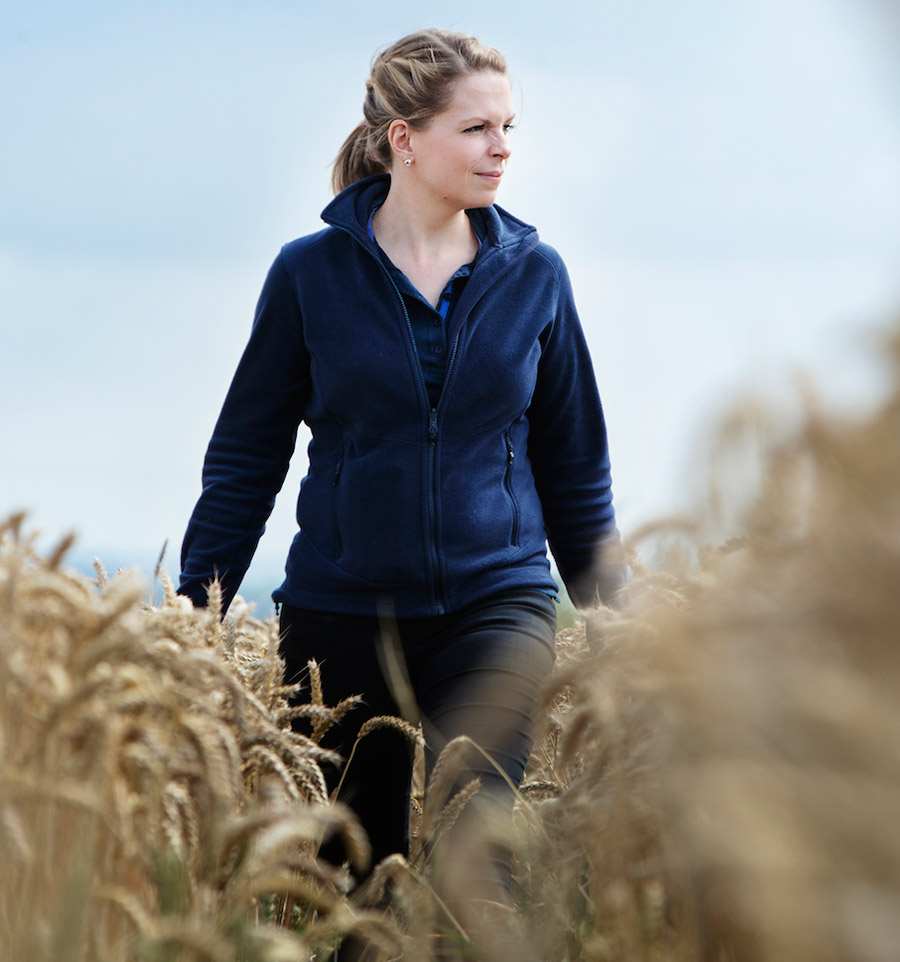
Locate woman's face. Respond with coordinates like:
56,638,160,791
404,70,515,212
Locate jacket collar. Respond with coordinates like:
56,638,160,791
320,173,540,255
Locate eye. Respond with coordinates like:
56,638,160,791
463,124,485,133
503,123,515,133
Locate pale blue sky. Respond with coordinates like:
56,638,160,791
3,0,899,609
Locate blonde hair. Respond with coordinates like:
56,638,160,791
331,28,507,194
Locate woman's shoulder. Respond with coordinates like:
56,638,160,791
529,239,567,274
488,204,566,272
521,234,569,283
274,224,365,280
280,225,339,260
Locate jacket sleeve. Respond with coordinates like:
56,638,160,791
178,249,309,612
526,251,626,609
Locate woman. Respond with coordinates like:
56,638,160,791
179,25,623,944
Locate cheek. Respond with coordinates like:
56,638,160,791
445,152,473,177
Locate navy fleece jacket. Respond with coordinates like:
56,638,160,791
179,174,623,616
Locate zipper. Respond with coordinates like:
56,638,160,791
332,224,454,611
426,408,441,611
503,433,520,545
331,453,344,558
428,332,462,612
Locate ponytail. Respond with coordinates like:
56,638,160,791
331,122,384,195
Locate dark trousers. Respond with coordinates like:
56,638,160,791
279,588,557,894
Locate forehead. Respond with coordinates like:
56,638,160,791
441,71,514,119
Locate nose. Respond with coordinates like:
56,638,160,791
491,129,511,159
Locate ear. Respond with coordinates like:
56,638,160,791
387,119,414,167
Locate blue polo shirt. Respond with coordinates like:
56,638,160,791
368,208,485,407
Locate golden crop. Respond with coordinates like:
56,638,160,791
3,330,900,961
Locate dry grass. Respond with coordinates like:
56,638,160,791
0,515,369,961
3,326,900,961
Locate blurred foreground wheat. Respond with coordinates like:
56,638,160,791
517,329,900,962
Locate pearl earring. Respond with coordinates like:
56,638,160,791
404,158,413,167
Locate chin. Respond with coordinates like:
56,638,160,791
468,188,501,207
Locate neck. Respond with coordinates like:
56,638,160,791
373,180,474,260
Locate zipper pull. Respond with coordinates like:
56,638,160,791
429,410,438,441
506,436,515,462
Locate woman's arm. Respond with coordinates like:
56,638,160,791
526,251,626,609
178,250,310,612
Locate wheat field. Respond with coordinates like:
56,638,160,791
3,329,900,961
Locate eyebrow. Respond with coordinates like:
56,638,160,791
459,115,517,125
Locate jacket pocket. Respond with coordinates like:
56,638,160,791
297,443,345,562
503,431,521,546
330,439,428,586
331,449,345,559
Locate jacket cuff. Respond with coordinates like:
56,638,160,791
565,538,628,610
